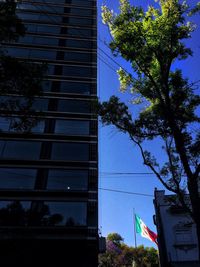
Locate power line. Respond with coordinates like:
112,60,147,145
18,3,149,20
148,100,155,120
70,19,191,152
99,187,153,197
100,172,154,175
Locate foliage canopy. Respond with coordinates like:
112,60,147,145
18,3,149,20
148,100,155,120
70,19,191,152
99,0,200,252
0,0,46,131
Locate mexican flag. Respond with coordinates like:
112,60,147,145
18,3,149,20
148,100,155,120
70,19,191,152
135,214,157,244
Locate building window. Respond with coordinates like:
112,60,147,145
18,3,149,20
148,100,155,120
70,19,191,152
25,24,96,38
0,201,87,226
0,168,36,190
64,51,93,63
47,169,88,190
58,99,91,113
51,142,89,161
45,202,87,226
54,120,90,135
59,81,91,95
32,0,95,7
0,141,41,160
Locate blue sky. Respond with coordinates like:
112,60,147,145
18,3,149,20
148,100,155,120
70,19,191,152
97,0,200,248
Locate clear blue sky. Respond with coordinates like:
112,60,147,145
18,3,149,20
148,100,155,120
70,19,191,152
97,0,200,248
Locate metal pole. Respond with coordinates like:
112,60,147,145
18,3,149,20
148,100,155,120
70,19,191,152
133,208,137,247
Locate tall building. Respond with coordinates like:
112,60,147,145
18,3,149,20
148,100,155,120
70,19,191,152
0,0,98,266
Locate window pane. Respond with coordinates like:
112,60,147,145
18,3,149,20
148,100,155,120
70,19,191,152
25,24,96,38
47,169,88,190
0,200,87,226
32,0,95,7
59,81,91,95
0,117,45,133
0,168,36,189
0,141,41,160
51,142,89,161
0,117,10,132
62,66,94,77
64,51,93,63
0,201,31,226
55,120,90,135
45,202,87,226
66,28,95,38
58,100,90,113
25,24,62,35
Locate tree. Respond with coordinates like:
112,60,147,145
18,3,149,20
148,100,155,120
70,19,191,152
132,246,159,267
0,0,46,131
98,233,159,267
99,0,200,257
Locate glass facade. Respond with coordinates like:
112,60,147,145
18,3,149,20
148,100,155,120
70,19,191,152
0,0,98,254
0,200,87,226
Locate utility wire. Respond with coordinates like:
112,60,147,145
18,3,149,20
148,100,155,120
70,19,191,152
99,187,153,197
100,172,154,175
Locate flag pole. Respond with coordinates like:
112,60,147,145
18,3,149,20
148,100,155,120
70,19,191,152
133,208,137,248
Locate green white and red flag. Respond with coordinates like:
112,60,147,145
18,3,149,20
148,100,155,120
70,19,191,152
135,214,157,244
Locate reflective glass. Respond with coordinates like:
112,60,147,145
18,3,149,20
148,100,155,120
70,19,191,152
5,47,57,60
45,202,87,226
18,4,94,16
17,12,62,23
0,168,36,189
0,201,31,226
55,120,90,135
0,117,10,132
0,201,87,226
33,0,95,7
31,98,49,111
62,66,94,77
18,35,59,46
59,81,91,94
25,24,96,38
58,100,90,113
25,24,62,35
64,51,93,63
0,141,41,160
65,17,94,26
47,169,88,190
0,117,45,133
51,142,89,161
42,80,52,91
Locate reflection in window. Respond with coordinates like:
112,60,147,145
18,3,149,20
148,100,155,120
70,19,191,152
66,28,95,38
0,168,36,189
0,117,45,133
47,169,88,190
42,80,52,91
55,120,90,135
59,81,91,95
31,98,48,111
25,24,96,38
25,24,62,35
0,201,87,226
46,202,87,226
62,66,94,77
64,51,93,63
58,100,90,113
0,117,11,132
0,141,41,160
5,47,57,60
33,0,95,7
51,142,89,161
